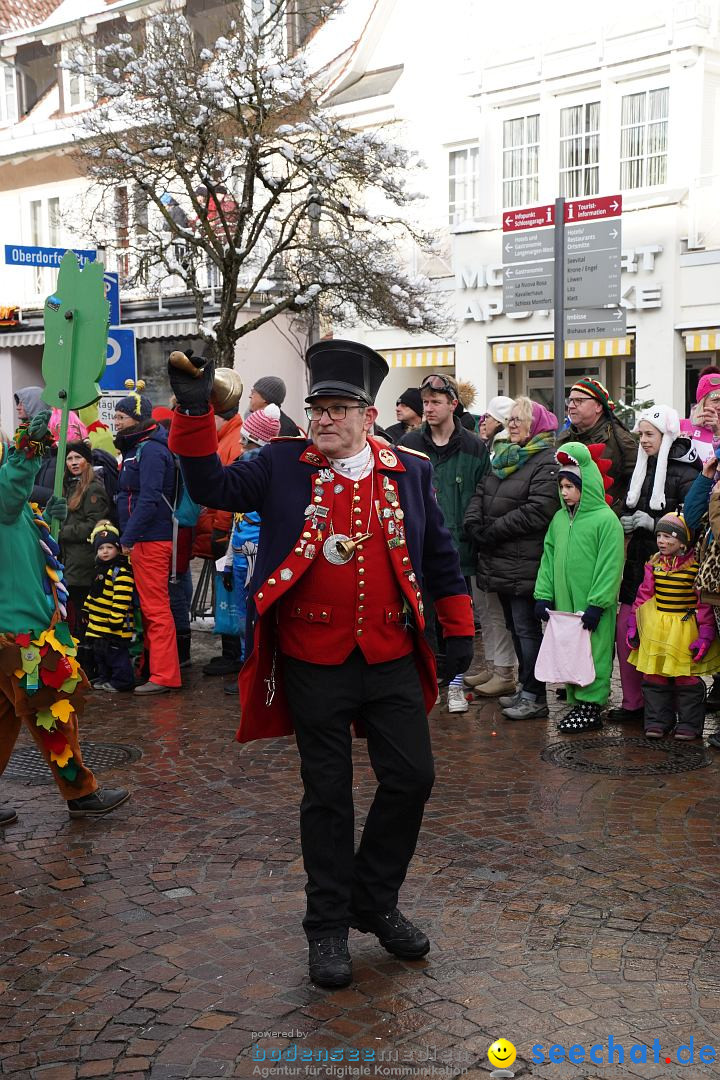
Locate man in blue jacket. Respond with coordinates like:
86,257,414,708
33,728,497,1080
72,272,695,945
168,341,475,990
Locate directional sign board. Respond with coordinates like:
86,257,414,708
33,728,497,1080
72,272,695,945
564,196,622,309
503,263,554,311
565,306,626,339
564,194,621,223
503,229,555,265
503,202,555,312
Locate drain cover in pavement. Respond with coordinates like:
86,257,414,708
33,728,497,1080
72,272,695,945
5,742,141,784
542,735,710,776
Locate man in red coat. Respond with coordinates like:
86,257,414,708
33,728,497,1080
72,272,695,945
168,341,474,990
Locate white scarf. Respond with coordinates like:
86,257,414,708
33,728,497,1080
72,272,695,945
329,442,374,481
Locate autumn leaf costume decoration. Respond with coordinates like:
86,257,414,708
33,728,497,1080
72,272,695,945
0,427,84,782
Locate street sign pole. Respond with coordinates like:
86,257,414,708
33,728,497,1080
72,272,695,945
553,197,565,428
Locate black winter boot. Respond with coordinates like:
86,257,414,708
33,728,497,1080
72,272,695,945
673,680,706,740
177,631,192,669
642,681,675,738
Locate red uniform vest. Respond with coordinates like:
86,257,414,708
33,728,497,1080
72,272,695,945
277,470,412,665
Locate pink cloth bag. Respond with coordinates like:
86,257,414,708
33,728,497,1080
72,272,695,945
534,610,596,686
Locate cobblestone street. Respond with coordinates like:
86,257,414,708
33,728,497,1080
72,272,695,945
2,631,720,1079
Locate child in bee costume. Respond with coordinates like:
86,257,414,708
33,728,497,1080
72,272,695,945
627,513,720,739
83,521,135,692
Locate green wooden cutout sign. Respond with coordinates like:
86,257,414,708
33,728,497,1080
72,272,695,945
42,251,109,536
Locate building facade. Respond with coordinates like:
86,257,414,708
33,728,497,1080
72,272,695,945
0,0,319,432
319,0,720,426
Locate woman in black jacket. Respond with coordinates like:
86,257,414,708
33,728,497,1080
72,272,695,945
611,406,700,721
464,397,559,720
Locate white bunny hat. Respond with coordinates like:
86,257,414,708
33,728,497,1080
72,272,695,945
625,405,680,511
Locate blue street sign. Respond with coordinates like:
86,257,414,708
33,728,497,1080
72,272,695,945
102,328,137,391
4,244,96,268
104,271,120,326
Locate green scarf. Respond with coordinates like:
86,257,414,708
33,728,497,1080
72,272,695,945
491,429,555,479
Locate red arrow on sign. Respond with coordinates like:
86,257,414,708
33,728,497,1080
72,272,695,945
564,195,622,223
503,203,555,232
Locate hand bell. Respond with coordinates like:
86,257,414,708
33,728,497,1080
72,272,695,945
211,368,243,413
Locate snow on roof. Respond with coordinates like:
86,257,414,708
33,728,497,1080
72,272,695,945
0,0,63,33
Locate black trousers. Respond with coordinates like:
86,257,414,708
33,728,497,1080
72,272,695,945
92,639,135,691
282,649,435,941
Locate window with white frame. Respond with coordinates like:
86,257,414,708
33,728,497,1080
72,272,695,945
0,64,17,125
620,87,669,190
559,102,599,198
29,197,62,294
61,44,93,111
502,113,539,208
448,147,480,226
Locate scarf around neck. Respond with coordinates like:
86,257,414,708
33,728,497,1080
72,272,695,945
491,429,555,479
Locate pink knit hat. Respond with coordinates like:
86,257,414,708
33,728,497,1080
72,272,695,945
696,372,720,403
243,403,281,446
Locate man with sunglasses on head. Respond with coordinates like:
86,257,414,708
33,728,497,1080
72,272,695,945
398,373,489,712
167,340,474,991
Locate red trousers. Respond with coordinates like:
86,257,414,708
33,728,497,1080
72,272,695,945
131,541,181,687
0,663,96,801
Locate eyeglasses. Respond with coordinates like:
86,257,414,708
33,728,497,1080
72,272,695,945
305,404,366,422
421,374,455,394
566,396,592,407
507,416,523,426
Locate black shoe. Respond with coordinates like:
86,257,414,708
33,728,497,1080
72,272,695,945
350,908,430,959
308,937,352,989
202,656,241,676
67,788,130,818
606,707,644,723
556,688,567,701
223,682,239,696
708,733,720,749
557,702,603,733
0,807,18,826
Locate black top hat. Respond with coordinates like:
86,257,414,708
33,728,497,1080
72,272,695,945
305,340,389,406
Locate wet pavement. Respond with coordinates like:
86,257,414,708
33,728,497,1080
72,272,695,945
2,628,720,1079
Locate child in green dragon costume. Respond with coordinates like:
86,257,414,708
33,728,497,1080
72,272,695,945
534,442,625,732
0,411,129,827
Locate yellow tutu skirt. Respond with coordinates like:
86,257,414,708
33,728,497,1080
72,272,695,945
628,597,720,677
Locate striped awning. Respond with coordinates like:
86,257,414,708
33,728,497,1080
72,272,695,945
492,337,633,364
684,330,720,352
0,329,44,347
380,347,455,369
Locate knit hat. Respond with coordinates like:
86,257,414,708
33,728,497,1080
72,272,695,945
90,519,121,553
243,403,281,446
626,405,680,511
696,371,720,404
252,376,286,407
396,387,423,419
569,377,614,414
558,465,582,490
655,512,691,545
115,381,153,422
486,396,514,425
65,440,93,465
530,401,558,437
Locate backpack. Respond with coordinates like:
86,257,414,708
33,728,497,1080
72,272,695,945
91,448,120,524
